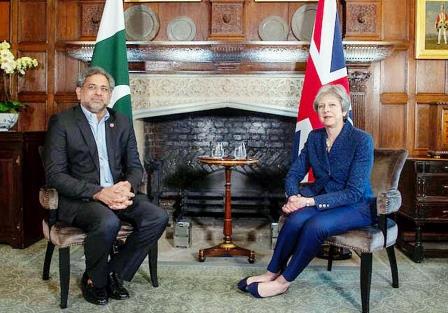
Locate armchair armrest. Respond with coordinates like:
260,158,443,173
39,187,59,210
376,189,401,215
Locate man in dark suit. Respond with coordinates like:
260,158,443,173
43,66,168,305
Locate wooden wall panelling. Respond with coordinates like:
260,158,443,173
415,103,431,150
55,50,82,93
344,0,382,40
244,2,289,41
406,0,418,156
56,0,80,41
379,103,406,148
156,3,209,41
54,99,78,114
365,61,380,146
382,0,408,40
18,101,48,130
381,51,408,92
18,0,47,43
380,92,408,104
0,1,10,40
416,60,447,93
17,51,47,93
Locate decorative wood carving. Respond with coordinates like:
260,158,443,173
80,3,104,39
209,0,245,40
345,2,381,40
429,102,448,157
348,69,371,129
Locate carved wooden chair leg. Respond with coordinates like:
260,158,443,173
360,253,372,313
59,247,70,309
386,245,399,288
42,241,55,280
148,243,158,287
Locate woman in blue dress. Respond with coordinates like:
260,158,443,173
238,84,375,298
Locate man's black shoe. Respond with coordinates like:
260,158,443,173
81,272,108,305
107,272,130,300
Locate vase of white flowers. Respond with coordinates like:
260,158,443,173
0,40,38,131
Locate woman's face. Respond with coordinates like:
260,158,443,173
316,94,346,129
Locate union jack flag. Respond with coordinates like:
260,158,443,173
292,0,350,181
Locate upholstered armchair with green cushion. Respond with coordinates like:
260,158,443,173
325,148,408,313
39,184,159,308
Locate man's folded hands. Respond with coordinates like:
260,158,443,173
93,181,135,210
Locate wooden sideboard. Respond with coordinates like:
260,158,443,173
397,157,448,262
0,131,46,248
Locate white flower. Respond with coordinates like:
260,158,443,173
0,41,10,51
0,40,39,103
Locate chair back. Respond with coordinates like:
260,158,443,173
371,149,408,195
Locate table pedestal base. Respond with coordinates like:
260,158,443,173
198,241,255,263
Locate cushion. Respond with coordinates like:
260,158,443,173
325,219,398,253
376,189,402,215
42,220,135,248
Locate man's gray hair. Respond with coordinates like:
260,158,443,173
313,84,351,113
76,66,115,90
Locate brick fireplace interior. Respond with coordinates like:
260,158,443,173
143,108,296,220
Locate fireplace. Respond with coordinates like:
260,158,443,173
143,108,295,219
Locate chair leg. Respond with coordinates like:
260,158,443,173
360,253,372,313
42,241,55,280
327,245,336,271
148,243,159,287
386,245,399,288
59,247,70,309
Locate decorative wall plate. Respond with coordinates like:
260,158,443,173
167,16,196,41
124,5,159,41
258,16,289,41
291,4,317,41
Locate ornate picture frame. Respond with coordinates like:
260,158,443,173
416,0,448,59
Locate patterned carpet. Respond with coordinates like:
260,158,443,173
1,240,447,313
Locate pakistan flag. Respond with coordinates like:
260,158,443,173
91,0,132,120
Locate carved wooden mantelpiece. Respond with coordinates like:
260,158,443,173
66,40,396,65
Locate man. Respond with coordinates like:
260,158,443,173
435,4,447,45
43,67,168,305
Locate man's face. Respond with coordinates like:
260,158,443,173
76,73,111,115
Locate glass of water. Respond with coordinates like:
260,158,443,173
211,142,225,158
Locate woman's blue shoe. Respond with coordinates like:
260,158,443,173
237,276,251,292
247,282,262,298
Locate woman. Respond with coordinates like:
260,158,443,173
238,84,374,298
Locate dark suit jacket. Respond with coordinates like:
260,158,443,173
285,121,374,212
43,105,143,224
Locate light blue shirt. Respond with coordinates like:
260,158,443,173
81,105,114,187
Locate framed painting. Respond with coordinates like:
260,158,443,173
416,0,448,59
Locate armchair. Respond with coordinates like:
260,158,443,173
325,148,408,313
39,187,159,308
